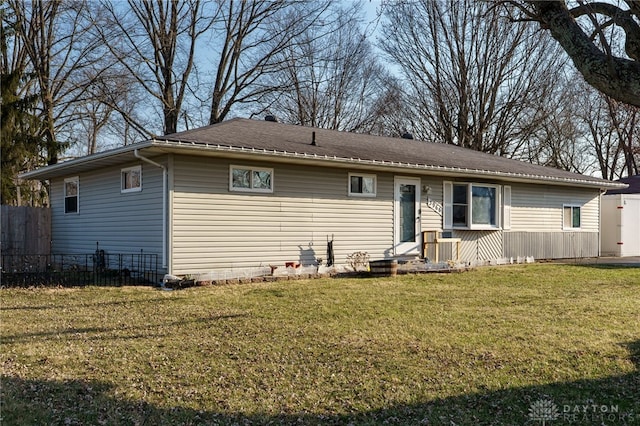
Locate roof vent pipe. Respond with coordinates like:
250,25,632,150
311,131,316,146
265,115,278,122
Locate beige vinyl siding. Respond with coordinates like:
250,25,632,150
509,183,599,232
430,180,600,261
420,176,444,230
171,158,604,271
50,161,164,257
503,183,600,259
171,156,394,274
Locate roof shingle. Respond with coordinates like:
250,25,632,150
158,118,609,184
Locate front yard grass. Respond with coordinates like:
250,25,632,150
1,264,639,425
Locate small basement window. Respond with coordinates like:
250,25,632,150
64,177,79,214
563,205,581,229
230,166,273,193
121,165,142,193
349,173,376,197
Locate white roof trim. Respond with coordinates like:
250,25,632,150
155,139,626,189
19,137,626,190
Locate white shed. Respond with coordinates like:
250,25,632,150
601,175,640,257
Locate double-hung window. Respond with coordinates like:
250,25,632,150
64,177,79,214
444,182,503,229
452,184,469,226
230,166,273,193
563,205,581,229
348,173,376,197
121,165,142,193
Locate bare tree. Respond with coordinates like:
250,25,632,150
380,0,566,157
576,86,626,180
511,1,640,107
528,85,595,174
92,1,331,136
206,0,331,125
261,3,399,133
530,76,639,179
95,0,215,136
9,0,104,164
604,98,639,177
77,79,114,155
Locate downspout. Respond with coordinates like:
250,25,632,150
598,188,605,258
134,149,168,271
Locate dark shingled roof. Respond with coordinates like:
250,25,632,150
20,118,626,189
158,118,610,185
605,175,640,194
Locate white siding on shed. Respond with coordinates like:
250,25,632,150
601,194,640,256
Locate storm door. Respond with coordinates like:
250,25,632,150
394,177,421,255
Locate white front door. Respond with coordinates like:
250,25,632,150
394,177,421,255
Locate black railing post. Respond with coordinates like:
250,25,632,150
0,252,162,287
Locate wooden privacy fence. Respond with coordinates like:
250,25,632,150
1,205,51,256
1,206,162,287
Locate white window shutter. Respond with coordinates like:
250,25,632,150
503,185,511,230
443,181,453,229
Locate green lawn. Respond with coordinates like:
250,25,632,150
1,264,639,425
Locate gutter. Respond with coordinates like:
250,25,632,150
154,139,627,190
19,138,626,191
19,141,153,180
134,149,168,271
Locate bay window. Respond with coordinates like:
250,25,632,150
444,182,504,229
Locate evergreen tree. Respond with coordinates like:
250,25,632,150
1,7,45,205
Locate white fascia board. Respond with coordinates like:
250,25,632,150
18,142,154,180
153,139,627,191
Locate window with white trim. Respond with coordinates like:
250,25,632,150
348,173,376,197
563,205,581,229
444,182,502,229
121,165,142,193
230,166,273,193
64,177,79,214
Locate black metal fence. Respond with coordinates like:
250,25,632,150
0,252,161,287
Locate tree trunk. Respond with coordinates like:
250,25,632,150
528,1,640,107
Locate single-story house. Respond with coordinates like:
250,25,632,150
601,175,640,257
20,118,625,276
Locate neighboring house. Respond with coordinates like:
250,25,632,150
20,118,625,276
601,175,640,257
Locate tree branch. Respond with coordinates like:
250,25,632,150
525,0,640,107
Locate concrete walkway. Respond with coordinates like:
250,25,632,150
547,257,640,267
